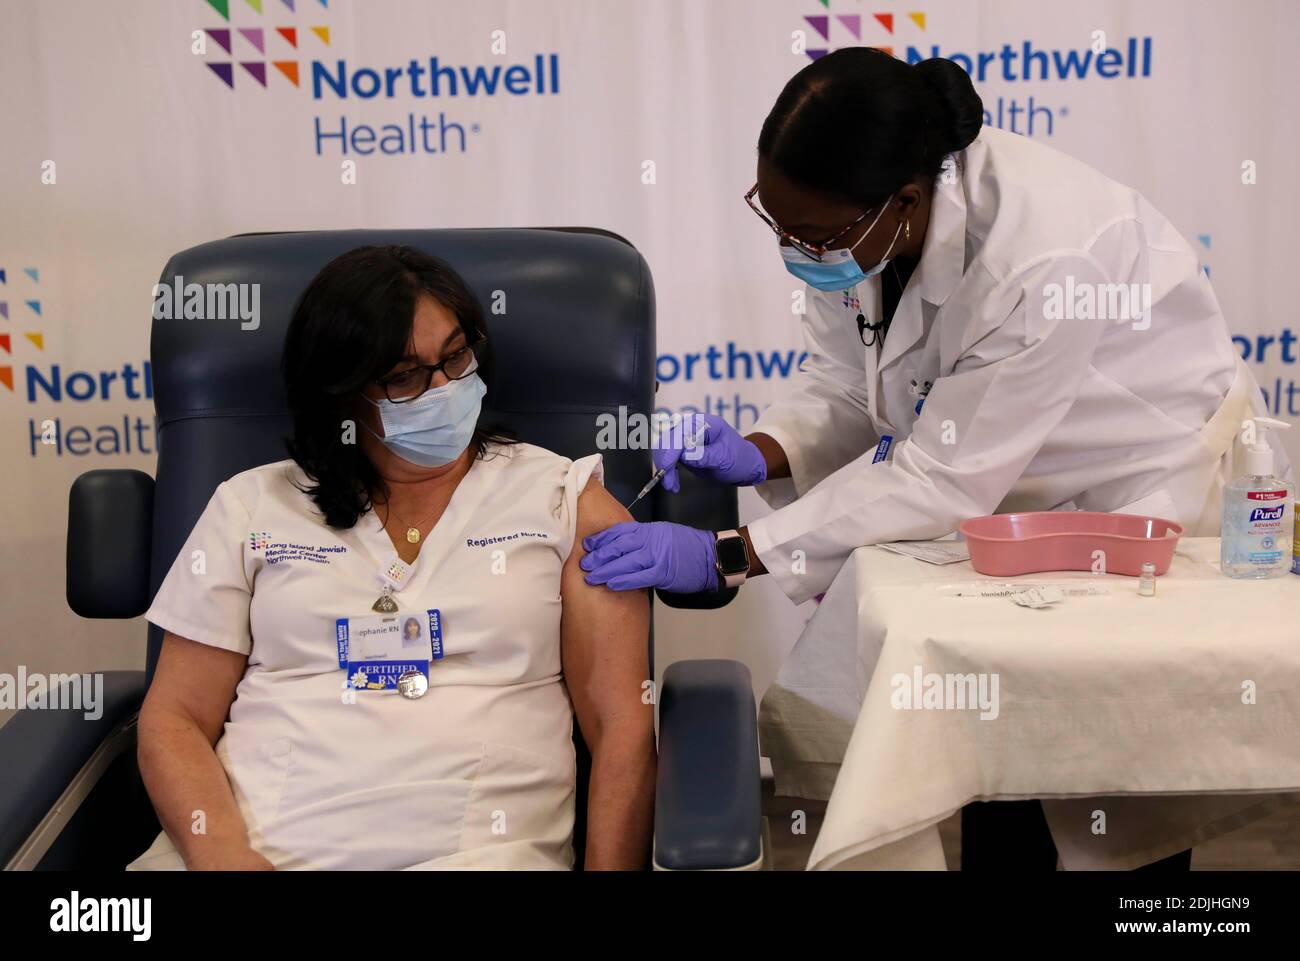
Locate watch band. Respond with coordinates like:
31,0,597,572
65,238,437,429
715,529,750,589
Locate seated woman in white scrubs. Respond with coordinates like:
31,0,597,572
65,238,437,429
128,246,654,871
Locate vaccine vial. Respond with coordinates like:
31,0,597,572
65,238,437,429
1138,562,1156,596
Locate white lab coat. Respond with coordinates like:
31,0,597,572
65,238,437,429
128,443,601,870
750,126,1289,604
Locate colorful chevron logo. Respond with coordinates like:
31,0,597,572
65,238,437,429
0,265,43,394
200,0,334,90
803,5,927,60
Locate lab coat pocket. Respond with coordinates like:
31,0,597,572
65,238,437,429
457,740,576,867
215,735,291,832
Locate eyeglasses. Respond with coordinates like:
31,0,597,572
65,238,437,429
745,183,879,262
376,335,484,403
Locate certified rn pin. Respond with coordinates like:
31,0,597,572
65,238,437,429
397,670,428,699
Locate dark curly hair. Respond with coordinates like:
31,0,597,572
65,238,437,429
280,245,513,529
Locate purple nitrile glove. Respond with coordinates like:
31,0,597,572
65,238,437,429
651,412,768,493
580,521,719,593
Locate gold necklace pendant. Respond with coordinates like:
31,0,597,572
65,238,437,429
406,527,421,544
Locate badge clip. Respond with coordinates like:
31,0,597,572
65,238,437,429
372,585,399,613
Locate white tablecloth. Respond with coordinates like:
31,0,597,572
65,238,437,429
758,538,1300,870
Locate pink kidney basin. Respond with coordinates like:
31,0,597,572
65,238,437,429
958,511,1186,577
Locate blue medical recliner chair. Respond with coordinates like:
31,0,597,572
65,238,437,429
0,228,762,871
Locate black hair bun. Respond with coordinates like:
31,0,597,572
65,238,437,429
912,57,983,155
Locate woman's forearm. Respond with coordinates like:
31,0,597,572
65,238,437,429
583,719,656,870
137,706,264,869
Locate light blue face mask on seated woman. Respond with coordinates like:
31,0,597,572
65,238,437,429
363,372,487,467
780,192,902,292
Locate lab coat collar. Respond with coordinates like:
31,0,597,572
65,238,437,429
917,157,967,309
876,156,967,371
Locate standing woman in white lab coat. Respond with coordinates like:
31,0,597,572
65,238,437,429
581,47,1286,869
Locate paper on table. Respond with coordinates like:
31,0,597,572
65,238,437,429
876,540,970,565
1010,585,1066,608
937,582,1112,598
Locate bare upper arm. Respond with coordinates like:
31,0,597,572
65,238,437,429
141,632,248,746
560,477,652,747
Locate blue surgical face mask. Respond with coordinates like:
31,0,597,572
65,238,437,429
780,194,902,292
363,372,487,468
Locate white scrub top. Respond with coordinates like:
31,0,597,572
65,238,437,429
750,125,1290,604
128,442,602,871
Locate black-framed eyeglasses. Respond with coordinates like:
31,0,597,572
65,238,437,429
376,334,485,403
745,183,880,262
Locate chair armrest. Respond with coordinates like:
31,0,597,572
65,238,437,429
0,670,147,867
67,469,154,618
654,659,762,870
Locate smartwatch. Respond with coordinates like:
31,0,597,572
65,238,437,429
714,530,751,589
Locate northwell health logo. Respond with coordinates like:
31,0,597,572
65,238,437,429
0,266,42,395
2,265,158,461
803,4,1153,81
802,4,1154,137
195,0,562,158
802,7,928,60
200,0,331,90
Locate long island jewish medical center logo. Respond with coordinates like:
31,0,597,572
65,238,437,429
248,532,348,565
195,0,562,159
1,265,157,460
797,4,1154,137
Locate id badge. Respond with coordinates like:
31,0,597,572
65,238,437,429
336,608,443,694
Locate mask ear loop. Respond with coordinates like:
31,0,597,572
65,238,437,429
874,218,904,267
846,192,895,254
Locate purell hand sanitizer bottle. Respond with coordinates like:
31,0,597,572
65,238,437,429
1221,418,1294,579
